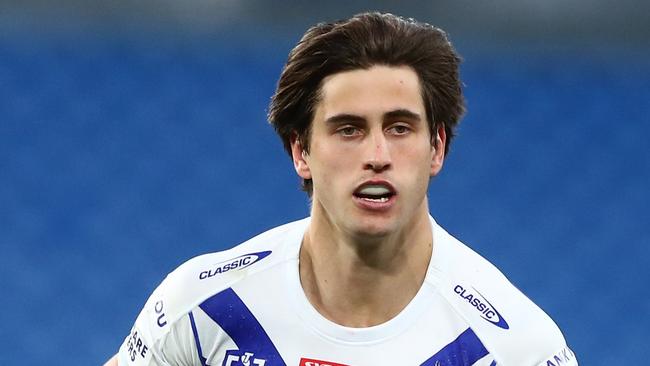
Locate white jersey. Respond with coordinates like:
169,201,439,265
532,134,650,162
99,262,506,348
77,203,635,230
118,217,577,366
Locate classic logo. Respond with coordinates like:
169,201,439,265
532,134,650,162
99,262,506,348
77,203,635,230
223,350,266,366
199,251,272,280
454,284,510,329
299,358,350,366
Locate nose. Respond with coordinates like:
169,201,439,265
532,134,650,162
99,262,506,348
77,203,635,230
363,130,392,172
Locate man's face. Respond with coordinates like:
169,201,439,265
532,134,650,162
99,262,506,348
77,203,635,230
291,65,445,239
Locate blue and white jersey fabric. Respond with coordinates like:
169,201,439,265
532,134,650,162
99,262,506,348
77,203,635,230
118,217,577,366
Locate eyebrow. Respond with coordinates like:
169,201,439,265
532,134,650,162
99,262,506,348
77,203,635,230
324,113,366,125
384,109,422,122
324,109,422,125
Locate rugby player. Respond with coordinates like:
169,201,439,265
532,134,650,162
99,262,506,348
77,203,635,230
105,12,577,366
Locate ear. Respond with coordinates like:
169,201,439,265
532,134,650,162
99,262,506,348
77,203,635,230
430,126,446,177
290,134,312,180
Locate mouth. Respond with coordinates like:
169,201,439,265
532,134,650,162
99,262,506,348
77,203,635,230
353,181,397,204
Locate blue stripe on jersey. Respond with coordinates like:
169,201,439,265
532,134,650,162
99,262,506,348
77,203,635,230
489,361,497,366
420,328,490,366
188,311,208,366
199,287,287,365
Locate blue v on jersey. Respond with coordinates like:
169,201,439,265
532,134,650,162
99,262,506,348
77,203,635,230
118,217,577,366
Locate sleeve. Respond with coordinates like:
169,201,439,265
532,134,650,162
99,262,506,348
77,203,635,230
116,276,198,366
117,295,169,366
533,345,578,366
117,322,163,366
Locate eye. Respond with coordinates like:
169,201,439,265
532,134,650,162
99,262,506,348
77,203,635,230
337,126,362,137
387,124,411,135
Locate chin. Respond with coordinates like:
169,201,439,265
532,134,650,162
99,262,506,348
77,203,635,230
348,218,397,240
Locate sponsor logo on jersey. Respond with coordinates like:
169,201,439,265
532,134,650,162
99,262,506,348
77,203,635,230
153,299,167,327
299,357,350,366
454,284,510,329
125,327,150,364
543,346,576,366
199,251,272,280
223,350,267,366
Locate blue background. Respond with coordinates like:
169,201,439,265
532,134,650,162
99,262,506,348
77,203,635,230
1,3,649,364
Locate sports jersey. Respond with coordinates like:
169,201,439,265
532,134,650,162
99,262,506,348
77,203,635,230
117,217,577,366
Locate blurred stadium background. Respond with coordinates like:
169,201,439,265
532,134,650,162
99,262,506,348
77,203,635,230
1,1,648,364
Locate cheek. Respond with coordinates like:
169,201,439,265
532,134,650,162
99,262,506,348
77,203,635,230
398,145,436,186
312,141,354,170
316,160,350,188
400,142,433,166
308,148,350,185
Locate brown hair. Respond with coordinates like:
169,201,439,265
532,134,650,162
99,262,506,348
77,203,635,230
268,12,465,194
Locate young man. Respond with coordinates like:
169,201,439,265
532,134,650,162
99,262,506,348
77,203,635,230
107,12,577,366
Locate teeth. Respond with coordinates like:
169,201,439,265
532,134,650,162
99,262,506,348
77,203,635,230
362,196,389,203
358,185,391,196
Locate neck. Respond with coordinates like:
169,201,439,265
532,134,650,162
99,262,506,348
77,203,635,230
299,204,433,327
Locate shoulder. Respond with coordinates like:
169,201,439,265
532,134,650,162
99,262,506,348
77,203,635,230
147,218,308,331
428,219,577,365
123,219,308,353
